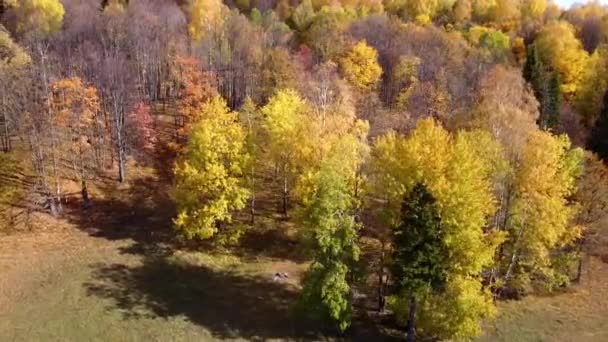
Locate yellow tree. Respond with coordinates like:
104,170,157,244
536,20,589,96
340,40,382,92
261,89,314,216
172,96,250,240
370,119,504,339
521,0,546,19
187,0,225,42
490,0,521,30
13,0,64,35
501,131,584,294
575,47,608,125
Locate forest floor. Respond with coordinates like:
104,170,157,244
1,165,608,341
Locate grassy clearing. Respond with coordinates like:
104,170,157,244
0,230,313,341
477,257,608,342
1,164,607,341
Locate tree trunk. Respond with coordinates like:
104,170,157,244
250,164,255,225
118,142,126,183
406,296,416,342
377,241,386,312
575,236,586,283
282,164,288,217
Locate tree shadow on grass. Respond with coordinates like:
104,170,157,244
85,258,326,341
63,175,177,257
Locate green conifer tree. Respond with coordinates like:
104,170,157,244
391,183,449,342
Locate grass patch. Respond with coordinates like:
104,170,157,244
477,257,608,342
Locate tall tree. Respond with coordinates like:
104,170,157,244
172,96,250,240
298,133,367,332
523,43,543,101
391,183,448,342
261,89,312,216
500,130,584,295
545,72,561,129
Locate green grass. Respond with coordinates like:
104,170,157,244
477,257,608,342
0,227,317,341
3,228,608,341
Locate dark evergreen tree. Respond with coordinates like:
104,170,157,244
523,43,543,101
546,72,561,129
588,90,608,160
391,183,449,342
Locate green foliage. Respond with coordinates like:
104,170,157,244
523,43,543,104
523,44,561,130
298,136,366,332
392,183,448,296
290,0,316,32
545,72,561,129
468,26,510,59
172,96,250,240
304,6,353,62
391,183,449,340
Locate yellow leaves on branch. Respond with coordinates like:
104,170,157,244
14,0,65,35
188,0,226,42
340,40,382,92
0,29,31,72
536,20,589,96
172,96,250,240
511,131,584,269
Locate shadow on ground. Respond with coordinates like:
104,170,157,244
63,175,177,257
85,257,325,341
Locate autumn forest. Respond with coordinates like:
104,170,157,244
1,0,608,341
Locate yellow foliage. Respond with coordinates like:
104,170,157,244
536,20,589,96
172,96,250,240
188,0,226,41
14,0,64,35
521,0,546,19
0,30,31,72
575,48,608,125
340,40,382,91
508,131,584,285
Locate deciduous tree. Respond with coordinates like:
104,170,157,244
172,96,250,240
340,40,382,92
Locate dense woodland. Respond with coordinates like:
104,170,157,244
2,0,608,340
